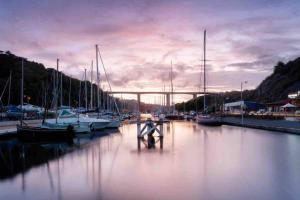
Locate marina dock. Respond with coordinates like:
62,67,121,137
222,116,300,134
0,120,42,138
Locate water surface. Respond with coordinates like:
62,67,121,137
1,121,300,200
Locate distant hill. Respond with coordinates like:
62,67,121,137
0,51,99,107
176,56,300,111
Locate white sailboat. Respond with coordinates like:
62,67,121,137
197,30,222,126
41,59,91,133
43,109,110,131
90,44,122,128
165,61,184,120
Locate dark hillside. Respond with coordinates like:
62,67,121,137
0,51,97,107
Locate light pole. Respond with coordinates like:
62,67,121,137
241,81,248,125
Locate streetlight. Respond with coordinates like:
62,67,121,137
241,81,248,125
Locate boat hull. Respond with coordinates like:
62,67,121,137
165,115,184,120
17,125,74,142
42,121,91,133
90,121,111,130
105,119,121,129
197,116,222,126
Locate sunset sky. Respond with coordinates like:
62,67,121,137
1,0,300,102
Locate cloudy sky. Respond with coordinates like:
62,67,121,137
1,0,300,102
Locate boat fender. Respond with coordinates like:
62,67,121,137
89,123,94,131
67,125,74,135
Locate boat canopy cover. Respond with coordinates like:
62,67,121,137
59,109,76,118
281,103,297,108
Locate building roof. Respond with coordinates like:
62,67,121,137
225,101,265,109
281,103,297,108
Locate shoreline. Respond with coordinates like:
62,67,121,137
221,116,300,135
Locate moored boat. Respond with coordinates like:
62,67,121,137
17,124,74,142
44,109,110,132
197,114,222,126
196,30,222,127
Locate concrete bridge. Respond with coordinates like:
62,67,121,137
108,91,216,111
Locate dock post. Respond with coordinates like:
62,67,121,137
137,137,141,150
166,94,170,113
193,94,197,99
159,118,164,137
160,136,164,149
137,93,141,137
159,118,164,149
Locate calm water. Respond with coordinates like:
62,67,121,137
1,121,300,200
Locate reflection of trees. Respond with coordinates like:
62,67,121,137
0,140,72,180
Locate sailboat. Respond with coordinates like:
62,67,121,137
43,109,110,131
43,63,110,132
16,59,75,141
165,61,184,120
40,59,92,133
88,44,122,128
197,30,222,126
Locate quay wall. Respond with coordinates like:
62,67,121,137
222,117,300,134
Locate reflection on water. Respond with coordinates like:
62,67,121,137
1,121,300,200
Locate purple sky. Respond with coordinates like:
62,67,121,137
1,0,300,102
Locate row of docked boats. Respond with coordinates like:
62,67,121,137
15,46,124,141
17,109,123,141
164,112,222,126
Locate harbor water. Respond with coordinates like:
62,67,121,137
1,121,300,200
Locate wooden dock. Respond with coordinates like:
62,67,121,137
0,120,42,138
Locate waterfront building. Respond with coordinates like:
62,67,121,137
224,101,265,114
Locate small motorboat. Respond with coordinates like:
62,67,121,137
197,114,222,126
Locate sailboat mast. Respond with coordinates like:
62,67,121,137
60,71,63,106
98,49,120,115
78,78,82,111
90,60,93,109
8,70,12,106
20,59,24,126
171,61,174,113
78,77,82,123
55,59,59,124
203,30,206,113
84,68,88,111
69,76,71,107
96,44,100,117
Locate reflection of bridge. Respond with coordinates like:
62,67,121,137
108,91,216,111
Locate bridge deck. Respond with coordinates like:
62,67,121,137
108,91,216,95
